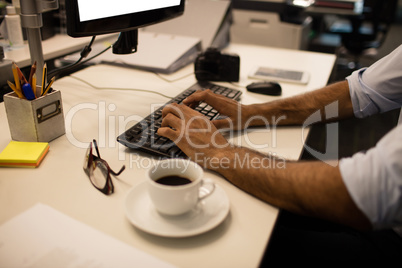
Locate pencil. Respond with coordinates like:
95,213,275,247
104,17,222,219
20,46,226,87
42,76,55,96
7,80,24,98
29,61,37,85
41,63,47,96
11,62,21,93
32,73,37,98
16,65,28,85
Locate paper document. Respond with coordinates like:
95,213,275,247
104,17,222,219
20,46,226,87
0,203,176,268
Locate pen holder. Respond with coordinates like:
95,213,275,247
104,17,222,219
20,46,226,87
4,89,66,142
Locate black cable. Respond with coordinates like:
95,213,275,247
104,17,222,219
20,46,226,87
49,37,243,91
48,36,101,79
78,44,112,66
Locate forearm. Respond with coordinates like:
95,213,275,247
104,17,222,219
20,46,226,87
244,80,354,126
159,88,370,230
203,146,371,230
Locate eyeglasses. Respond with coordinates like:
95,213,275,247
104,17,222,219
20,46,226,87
83,139,125,195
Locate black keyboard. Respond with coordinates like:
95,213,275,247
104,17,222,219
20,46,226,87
117,82,242,158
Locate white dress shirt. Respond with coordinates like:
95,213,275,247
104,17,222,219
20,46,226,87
340,45,402,232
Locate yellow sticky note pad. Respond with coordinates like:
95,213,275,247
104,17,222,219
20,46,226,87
0,141,49,168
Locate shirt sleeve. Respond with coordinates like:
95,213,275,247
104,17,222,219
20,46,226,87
339,124,402,229
346,45,402,118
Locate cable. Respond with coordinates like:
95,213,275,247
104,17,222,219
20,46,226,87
152,71,195,83
68,75,174,99
48,35,200,86
78,43,112,66
48,36,103,79
51,37,243,97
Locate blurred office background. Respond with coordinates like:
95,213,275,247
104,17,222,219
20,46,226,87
308,0,402,83
230,0,402,82
301,0,402,160
228,0,402,160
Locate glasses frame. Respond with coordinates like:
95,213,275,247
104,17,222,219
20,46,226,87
83,139,125,195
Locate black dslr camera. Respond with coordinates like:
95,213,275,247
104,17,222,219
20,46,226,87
194,47,240,82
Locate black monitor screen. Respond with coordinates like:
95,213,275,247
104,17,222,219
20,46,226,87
66,0,185,37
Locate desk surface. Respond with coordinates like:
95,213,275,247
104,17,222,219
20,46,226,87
0,43,335,267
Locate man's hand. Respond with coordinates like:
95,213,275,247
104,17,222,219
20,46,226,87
183,89,251,130
157,103,230,166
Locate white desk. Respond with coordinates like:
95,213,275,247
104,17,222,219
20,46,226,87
0,43,335,267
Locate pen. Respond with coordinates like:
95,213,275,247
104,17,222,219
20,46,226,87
22,83,36,100
7,80,24,98
42,76,55,96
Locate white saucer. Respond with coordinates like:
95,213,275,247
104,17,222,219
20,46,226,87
125,181,230,238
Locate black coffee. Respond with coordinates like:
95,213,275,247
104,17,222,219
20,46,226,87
155,176,192,186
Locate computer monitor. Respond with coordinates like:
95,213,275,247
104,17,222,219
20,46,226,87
65,0,185,54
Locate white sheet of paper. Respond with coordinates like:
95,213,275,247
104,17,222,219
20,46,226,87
0,203,176,268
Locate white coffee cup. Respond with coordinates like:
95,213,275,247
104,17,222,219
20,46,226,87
148,159,215,216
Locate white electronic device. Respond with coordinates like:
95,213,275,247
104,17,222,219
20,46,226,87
248,66,310,84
